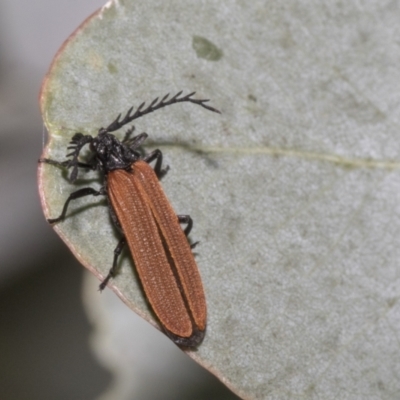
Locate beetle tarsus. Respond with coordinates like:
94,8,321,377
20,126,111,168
99,236,127,291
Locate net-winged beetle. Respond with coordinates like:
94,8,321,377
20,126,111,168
40,91,220,347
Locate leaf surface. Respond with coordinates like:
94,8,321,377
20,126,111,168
38,1,400,398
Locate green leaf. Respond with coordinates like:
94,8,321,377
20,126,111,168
39,1,400,399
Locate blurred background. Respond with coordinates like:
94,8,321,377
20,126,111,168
0,1,239,398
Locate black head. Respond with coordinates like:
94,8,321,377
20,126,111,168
91,129,141,172
65,129,144,182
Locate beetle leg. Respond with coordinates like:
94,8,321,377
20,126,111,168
99,236,126,291
47,187,106,224
177,214,193,236
178,215,199,249
124,131,148,149
122,126,136,142
143,149,169,178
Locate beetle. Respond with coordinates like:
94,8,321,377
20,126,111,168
40,91,220,347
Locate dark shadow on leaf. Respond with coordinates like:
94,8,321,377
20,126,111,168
145,139,219,169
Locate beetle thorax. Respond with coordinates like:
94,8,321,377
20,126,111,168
91,131,139,172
